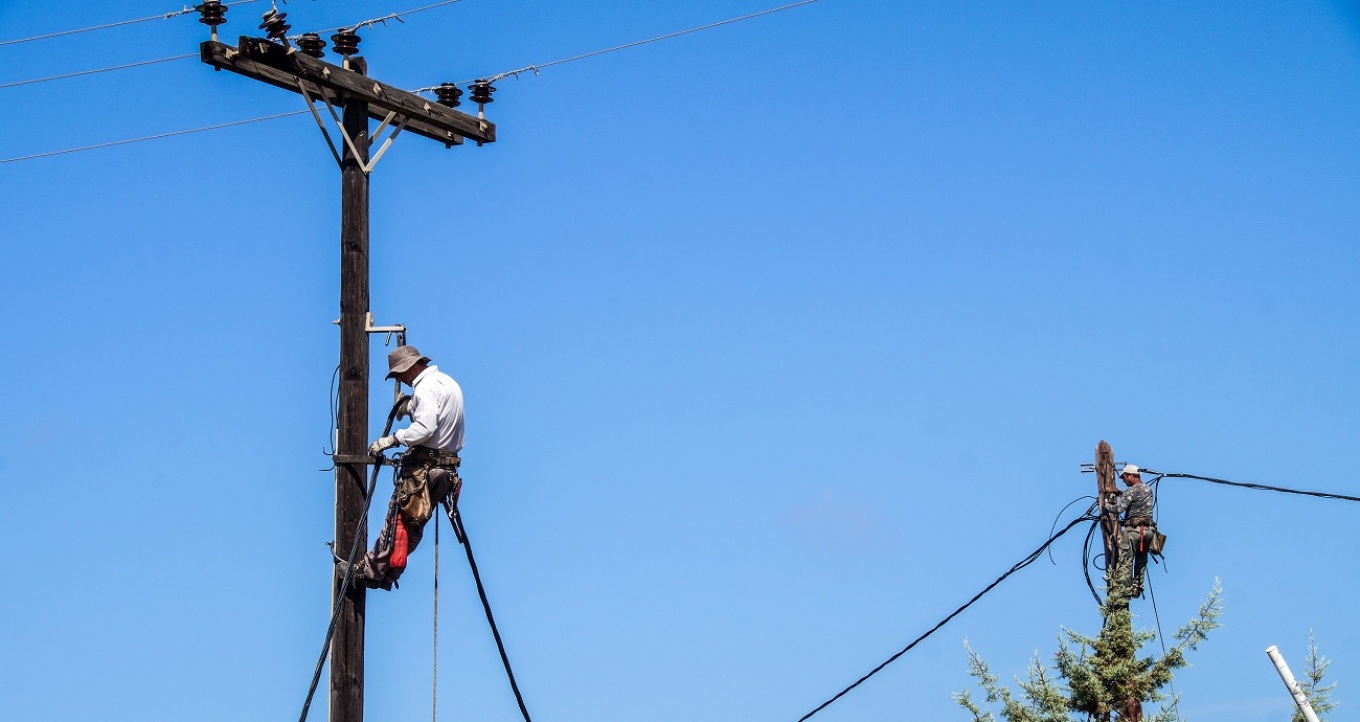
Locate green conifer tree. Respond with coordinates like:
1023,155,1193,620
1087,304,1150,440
954,580,1222,722
1290,632,1337,722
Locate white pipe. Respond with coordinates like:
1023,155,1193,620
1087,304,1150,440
1266,645,1321,722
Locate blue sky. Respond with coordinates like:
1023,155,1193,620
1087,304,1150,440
1,1,1357,720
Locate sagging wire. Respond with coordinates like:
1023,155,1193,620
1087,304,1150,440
0,0,261,47
1148,469,1360,504
413,0,823,90
0,53,196,90
795,511,1099,722
0,110,310,164
1,0,822,164
1,0,462,92
1047,495,1097,565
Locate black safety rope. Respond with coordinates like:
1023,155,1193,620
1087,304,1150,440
445,501,535,722
795,514,1098,722
298,399,404,722
1147,470,1360,503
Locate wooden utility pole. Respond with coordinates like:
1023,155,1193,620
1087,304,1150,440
332,65,371,721
1095,440,1118,594
197,5,496,720
1095,440,1141,722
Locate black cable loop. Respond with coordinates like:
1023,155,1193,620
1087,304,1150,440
795,514,1098,722
297,397,405,722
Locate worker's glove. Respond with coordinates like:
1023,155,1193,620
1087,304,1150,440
369,436,399,455
394,395,413,420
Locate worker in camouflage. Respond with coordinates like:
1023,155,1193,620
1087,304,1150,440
1109,463,1156,597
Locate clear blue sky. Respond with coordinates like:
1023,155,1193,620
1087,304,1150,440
2,1,1357,720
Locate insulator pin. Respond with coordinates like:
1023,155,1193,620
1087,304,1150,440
331,29,362,57
434,83,463,108
468,81,496,106
298,33,326,58
197,0,228,29
260,9,292,44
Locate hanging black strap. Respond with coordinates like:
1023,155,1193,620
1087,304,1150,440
444,499,535,722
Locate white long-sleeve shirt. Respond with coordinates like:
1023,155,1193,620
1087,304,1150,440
394,365,464,452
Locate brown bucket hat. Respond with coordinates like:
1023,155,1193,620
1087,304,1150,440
385,345,431,380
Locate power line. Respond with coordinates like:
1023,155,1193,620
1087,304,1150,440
0,0,465,92
0,0,261,47
0,0,823,165
0,53,195,91
1146,470,1360,504
0,110,308,165
415,0,822,91
794,514,1098,722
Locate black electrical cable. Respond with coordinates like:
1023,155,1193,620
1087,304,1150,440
1151,471,1360,503
447,505,535,722
794,514,1098,722
1047,497,1096,565
298,398,405,722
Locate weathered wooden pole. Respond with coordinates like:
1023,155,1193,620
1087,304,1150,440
1095,440,1118,596
332,56,371,722
1096,440,1141,722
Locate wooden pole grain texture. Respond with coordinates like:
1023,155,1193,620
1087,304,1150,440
333,56,371,722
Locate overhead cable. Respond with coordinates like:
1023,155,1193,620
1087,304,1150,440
0,0,823,165
0,0,261,47
0,53,195,90
1,0,464,92
795,514,1098,722
416,0,822,91
1147,470,1360,504
0,110,308,165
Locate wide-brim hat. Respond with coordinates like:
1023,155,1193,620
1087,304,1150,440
385,345,431,379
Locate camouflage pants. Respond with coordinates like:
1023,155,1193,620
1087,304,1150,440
354,460,460,590
1116,523,1155,597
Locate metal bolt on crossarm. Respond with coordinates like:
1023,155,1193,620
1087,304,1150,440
297,32,326,58
434,83,463,108
196,0,227,41
260,8,292,47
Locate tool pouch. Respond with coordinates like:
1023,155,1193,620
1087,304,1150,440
397,467,434,525
1148,530,1167,556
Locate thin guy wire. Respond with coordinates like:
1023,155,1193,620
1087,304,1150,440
1146,576,1184,722
0,53,195,91
0,110,308,164
1,0,821,164
795,514,1098,722
413,0,821,92
432,512,440,722
0,0,260,47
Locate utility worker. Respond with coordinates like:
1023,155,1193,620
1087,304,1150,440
341,345,465,591
1109,463,1155,597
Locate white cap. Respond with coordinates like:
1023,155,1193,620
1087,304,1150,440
1122,464,1140,476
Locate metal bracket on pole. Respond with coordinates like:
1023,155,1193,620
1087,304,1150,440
365,312,406,346
300,81,409,174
